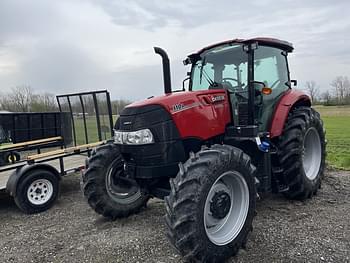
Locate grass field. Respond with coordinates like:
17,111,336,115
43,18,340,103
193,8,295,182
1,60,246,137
72,115,117,145
314,105,350,170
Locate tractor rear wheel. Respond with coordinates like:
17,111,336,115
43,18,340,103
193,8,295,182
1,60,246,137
165,144,256,262
276,106,326,200
82,143,149,219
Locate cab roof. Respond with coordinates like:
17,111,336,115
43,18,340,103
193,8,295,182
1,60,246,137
192,37,294,56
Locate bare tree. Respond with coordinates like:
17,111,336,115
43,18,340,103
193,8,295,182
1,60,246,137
112,99,132,115
305,81,319,103
9,85,34,112
0,92,13,111
330,76,350,104
321,90,332,105
0,86,58,112
31,93,58,112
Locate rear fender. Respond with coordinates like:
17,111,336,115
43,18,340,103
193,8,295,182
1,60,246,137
269,89,311,138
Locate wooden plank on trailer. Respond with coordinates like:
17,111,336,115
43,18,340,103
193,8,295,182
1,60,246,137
0,136,63,151
26,141,105,160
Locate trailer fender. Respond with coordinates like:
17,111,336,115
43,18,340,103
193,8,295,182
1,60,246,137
269,89,311,138
6,163,60,197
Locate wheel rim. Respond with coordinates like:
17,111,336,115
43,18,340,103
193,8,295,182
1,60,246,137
27,179,54,205
204,171,250,246
105,160,142,205
302,127,322,180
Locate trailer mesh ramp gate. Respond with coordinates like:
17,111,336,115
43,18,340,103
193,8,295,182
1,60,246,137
56,90,114,146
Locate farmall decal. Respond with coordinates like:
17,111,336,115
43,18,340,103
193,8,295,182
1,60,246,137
171,102,200,114
172,103,185,112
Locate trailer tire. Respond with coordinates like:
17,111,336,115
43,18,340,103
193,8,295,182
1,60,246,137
165,144,256,262
82,143,149,220
14,169,59,214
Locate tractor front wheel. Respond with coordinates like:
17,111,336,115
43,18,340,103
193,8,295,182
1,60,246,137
276,106,326,200
165,144,256,262
82,143,149,219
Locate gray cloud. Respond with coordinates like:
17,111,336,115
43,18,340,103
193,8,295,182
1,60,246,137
0,0,62,40
0,0,349,100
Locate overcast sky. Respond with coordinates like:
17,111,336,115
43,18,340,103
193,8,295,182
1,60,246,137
0,0,349,100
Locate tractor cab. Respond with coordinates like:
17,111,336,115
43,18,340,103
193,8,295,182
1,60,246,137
186,38,294,132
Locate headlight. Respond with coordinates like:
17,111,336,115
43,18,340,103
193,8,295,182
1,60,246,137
114,129,154,145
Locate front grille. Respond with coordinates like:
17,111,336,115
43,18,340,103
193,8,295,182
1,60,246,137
115,104,185,166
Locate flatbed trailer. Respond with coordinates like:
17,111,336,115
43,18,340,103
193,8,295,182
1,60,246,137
0,154,85,190
0,137,105,213
0,90,114,213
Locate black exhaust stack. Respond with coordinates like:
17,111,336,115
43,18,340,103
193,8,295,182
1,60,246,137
154,47,172,94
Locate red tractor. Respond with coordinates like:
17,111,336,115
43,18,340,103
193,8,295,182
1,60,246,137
83,38,326,262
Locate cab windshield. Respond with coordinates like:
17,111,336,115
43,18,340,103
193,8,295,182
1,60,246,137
190,44,248,92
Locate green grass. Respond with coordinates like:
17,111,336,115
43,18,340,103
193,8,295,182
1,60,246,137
72,115,118,145
314,105,350,170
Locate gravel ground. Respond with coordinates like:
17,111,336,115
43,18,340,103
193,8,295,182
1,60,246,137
0,169,349,263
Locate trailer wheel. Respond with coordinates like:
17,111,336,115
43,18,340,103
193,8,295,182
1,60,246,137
82,143,149,219
14,169,59,214
276,107,326,200
165,144,256,262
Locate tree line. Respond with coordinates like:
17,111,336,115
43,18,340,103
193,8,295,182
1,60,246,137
0,85,58,112
1,76,348,113
0,86,132,114
305,76,350,105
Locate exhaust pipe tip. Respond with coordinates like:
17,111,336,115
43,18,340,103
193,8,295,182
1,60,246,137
154,47,172,94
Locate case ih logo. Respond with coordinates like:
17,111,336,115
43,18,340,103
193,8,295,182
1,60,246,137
211,95,225,102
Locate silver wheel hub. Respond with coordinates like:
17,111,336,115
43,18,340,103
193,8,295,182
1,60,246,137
27,179,53,205
204,171,250,246
302,127,322,180
105,161,142,205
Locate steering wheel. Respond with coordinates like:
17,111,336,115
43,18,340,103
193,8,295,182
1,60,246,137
222,77,239,85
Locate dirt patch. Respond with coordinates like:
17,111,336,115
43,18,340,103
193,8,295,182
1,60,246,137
0,169,349,263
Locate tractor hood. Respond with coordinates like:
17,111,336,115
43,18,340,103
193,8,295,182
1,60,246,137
123,90,232,140
127,90,228,114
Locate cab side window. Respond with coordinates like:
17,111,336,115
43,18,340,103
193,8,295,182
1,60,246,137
254,46,289,98
254,46,290,131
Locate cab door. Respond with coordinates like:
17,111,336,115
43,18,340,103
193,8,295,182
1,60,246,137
253,46,290,131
